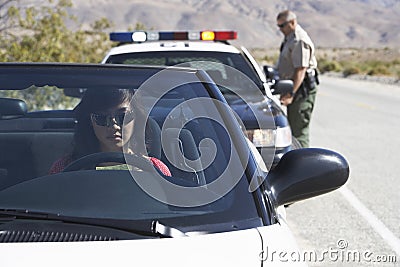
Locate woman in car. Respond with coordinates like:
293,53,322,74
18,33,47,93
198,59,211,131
49,88,171,176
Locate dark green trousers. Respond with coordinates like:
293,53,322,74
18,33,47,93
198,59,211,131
287,86,317,148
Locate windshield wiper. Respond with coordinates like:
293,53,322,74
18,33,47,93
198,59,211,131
0,209,186,238
0,208,58,219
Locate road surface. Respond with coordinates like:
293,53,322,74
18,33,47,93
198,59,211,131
285,75,400,266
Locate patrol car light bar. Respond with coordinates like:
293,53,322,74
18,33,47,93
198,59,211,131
109,31,237,43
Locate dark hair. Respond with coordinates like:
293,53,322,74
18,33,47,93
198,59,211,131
71,88,148,160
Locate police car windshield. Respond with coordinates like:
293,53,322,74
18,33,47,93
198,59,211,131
106,51,264,95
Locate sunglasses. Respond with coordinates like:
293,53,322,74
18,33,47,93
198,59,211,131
91,111,134,127
277,21,290,28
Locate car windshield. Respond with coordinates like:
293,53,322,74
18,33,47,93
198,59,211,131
105,51,265,96
0,63,266,233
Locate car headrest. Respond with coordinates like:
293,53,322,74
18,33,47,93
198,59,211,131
0,98,27,118
145,117,161,159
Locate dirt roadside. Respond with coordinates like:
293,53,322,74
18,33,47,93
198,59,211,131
250,47,400,86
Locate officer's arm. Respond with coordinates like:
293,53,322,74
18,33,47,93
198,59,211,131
292,67,307,94
280,66,308,106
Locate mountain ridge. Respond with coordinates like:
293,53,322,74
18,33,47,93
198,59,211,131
69,0,400,49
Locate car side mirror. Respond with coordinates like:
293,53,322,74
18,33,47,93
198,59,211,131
265,148,349,207
0,98,27,119
263,65,276,82
272,80,293,95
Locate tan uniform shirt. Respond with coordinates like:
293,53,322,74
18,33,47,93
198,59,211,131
277,25,317,80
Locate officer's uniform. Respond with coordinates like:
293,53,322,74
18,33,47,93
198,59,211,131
277,24,318,148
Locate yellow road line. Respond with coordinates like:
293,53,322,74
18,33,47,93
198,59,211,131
356,102,375,110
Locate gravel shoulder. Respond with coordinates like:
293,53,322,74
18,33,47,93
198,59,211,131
323,72,400,87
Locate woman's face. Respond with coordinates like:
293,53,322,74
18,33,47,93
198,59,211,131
90,100,134,152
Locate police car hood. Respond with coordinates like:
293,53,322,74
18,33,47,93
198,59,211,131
224,94,275,130
1,224,305,267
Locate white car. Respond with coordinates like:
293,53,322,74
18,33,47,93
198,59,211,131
102,30,297,170
0,63,349,266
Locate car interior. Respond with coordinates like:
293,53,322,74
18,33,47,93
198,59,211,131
0,89,229,191
0,97,74,188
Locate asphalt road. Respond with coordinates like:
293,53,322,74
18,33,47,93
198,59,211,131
285,75,400,266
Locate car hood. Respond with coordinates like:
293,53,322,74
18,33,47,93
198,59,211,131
224,95,276,130
0,224,305,267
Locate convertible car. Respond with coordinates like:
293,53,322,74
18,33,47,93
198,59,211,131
0,63,349,266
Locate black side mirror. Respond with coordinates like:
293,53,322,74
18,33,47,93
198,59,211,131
265,148,349,207
272,80,293,95
0,98,27,119
263,65,293,95
263,65,276,82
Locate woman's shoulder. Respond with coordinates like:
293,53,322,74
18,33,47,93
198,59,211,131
148,157,171,177
48,154,73,174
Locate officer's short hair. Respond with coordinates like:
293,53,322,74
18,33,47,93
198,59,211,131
277,10,297,21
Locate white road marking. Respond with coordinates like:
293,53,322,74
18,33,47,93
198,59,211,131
340,186,400,256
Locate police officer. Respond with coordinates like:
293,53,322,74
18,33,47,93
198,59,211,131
276,10,318,148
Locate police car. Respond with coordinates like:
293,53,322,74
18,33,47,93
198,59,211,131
102,30,296,169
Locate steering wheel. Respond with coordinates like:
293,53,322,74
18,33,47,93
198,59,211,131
62,152,155,173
